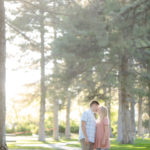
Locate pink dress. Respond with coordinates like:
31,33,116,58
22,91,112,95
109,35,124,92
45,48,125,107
94,117,110,149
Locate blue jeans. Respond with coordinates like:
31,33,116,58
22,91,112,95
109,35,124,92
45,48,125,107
96,148,109,150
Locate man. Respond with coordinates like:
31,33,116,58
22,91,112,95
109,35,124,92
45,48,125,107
79,100,99,150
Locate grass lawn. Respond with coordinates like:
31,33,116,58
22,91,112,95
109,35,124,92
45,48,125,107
7,136,63,150
67,138,150,150
110,138,150,150
7,136,150,150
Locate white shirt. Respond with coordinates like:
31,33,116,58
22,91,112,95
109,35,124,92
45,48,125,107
79,109,96,143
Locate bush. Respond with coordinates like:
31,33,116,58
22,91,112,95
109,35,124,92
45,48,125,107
143,119,149,129
59,120,79,134
45,116,53,135
6,125,15,133
71,125,79,133
59,125,65,133
13,123,32,135
29,124,38,134
112,123,117,137
6,122,38,135
70,120,79,133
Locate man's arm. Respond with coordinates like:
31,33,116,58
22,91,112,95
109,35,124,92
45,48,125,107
81,121,89,144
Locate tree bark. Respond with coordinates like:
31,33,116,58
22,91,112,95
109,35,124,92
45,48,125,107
65,94,71,139
130,98,136,140
148,81,150,138
117,88,123,142
38,0,46,141
52,61,59,140
104,87,113,137
146,64,150,138
0,0,8,149
106,98,113,137
119,53,133,144
148,96,150,138
108,87,113,137
52,3,59,139
138,96,143,136
53,99,59,140
52,60,59,140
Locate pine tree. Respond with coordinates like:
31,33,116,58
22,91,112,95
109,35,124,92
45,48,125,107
51,0,150,144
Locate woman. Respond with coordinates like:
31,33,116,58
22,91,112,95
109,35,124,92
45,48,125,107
94,106,110,150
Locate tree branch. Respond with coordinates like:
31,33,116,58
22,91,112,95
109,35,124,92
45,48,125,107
9,0,69,17
119,0,149,17
6,19,38,49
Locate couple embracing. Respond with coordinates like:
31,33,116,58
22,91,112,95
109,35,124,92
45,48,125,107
79,100,110,150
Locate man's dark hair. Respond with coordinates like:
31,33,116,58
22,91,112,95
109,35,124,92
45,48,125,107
90,100,99,107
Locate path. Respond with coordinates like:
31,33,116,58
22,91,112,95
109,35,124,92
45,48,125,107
7,135,81,150
14,142,80,150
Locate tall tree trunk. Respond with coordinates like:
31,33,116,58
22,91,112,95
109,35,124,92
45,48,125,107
53,98,59,140
146,64,150,138
107,87,113,137
130,98,136,140
104,87,113,137
148,79,150,138
119,53,133,144
117,88,123,142
65,93,71,139
0,0,8,149
138,96,143,136
148,96,150,138
38,0,46,141
52,5,59,139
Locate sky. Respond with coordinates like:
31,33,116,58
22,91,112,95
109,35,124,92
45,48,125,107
4,0,92,125
5,1,53,102
5,0,88,103
6,43,40,100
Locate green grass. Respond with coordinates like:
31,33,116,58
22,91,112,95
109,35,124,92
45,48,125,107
8,137,150,150
110,138,150,150
66,138,150,150
8,138,63,150
8,145,62,150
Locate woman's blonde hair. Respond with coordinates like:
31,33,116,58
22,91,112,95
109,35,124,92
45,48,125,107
100,106,108,120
